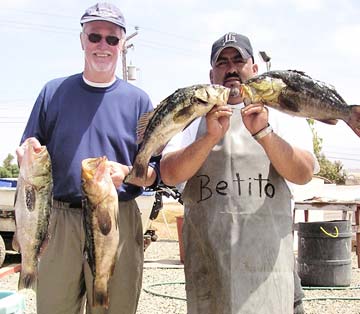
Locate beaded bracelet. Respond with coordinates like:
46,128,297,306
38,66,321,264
252,123,273,141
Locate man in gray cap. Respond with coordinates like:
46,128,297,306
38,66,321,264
161,32,318,313
16,2,159,314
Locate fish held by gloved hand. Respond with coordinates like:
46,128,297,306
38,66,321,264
124,84,230,185
82,156,120,309
240,70,360,137
13,138,53,290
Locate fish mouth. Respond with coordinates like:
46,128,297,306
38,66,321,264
223,78,241,86
223,79,242,99
229,87,240,98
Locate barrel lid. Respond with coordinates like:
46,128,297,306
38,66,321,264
0,291,25,314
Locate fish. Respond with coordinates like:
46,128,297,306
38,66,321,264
124,84,230,184
239,70,360,137
13,138,53,290
81,156,120,308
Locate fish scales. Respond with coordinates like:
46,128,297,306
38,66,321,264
241,70,360,137
82,156,120,309
138,85,203,143
13,139,53,291
270,70,348,116
125,84,230,184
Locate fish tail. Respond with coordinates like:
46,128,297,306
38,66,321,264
93,288,109,308
347,105,360,137
12,232,20,252
18,270,37,290
124,163,147,185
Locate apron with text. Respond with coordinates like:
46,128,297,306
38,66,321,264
182,113,294,314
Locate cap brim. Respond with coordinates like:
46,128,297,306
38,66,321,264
212,45,251,65
80,16,126,32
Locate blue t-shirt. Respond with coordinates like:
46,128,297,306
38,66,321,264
21,73,159,202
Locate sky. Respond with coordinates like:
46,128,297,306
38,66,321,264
0,0,360,170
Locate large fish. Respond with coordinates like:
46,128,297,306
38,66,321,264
124,84,230,184
240,70,360,137
81,156,120,309
13,138,53,290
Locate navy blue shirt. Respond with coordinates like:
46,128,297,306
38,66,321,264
21,73,159,202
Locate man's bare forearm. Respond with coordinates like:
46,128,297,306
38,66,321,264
258,132,315,185
161,134,219,186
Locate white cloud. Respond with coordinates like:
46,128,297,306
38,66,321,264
3,0,32,8
334,24,360,56
292,0,325,11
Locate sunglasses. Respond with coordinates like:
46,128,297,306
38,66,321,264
84,32,121,46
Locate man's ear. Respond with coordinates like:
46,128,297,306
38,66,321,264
209,69,214,84
80,33,85,50
252,63,258,75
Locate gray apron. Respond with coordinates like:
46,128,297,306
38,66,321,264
182,113,294,314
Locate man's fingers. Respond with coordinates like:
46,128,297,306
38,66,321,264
241,104,268,116
208,106,233,119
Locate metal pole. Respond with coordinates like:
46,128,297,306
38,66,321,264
122,48,127,81
259,51,271,72
121,28,139,81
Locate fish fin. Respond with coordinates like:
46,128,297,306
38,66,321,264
136,112,155,144
18,270,37,291
124,164,146,185
82,197,96,276
13,187,18,207
97,208,112,236
288,69,309,77
315,119,338,125
12,231,20,252
38,235,49,256
346,105,360,137
93,289,109,309
153,143,167,156
243,97,252,106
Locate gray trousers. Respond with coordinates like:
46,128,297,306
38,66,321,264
294,257,305,303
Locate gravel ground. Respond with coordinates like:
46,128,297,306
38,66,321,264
1,240,360,314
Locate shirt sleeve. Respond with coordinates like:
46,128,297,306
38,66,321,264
163,117,201,154
20,87,48,145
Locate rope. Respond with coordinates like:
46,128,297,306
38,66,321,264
320,225,339,238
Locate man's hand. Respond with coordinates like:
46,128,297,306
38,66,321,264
241,103,269,135
106,161,130,189
16,137,42,166
205,105,233,143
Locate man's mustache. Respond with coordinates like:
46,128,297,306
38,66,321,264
224,73,243,83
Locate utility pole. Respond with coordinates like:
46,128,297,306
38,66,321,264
122,26,139,81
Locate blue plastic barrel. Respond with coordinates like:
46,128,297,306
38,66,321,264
0,291,25,314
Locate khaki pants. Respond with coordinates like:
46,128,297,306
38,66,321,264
37,199,144,314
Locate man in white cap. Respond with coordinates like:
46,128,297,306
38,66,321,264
16,2,159,314
161,32,318,313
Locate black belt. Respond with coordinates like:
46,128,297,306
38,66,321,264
53,199,82,209
69,201,82,208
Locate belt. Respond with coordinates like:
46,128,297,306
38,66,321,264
53,199,82,209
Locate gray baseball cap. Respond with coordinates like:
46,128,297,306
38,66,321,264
210,32,254,65
80,2,126,33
